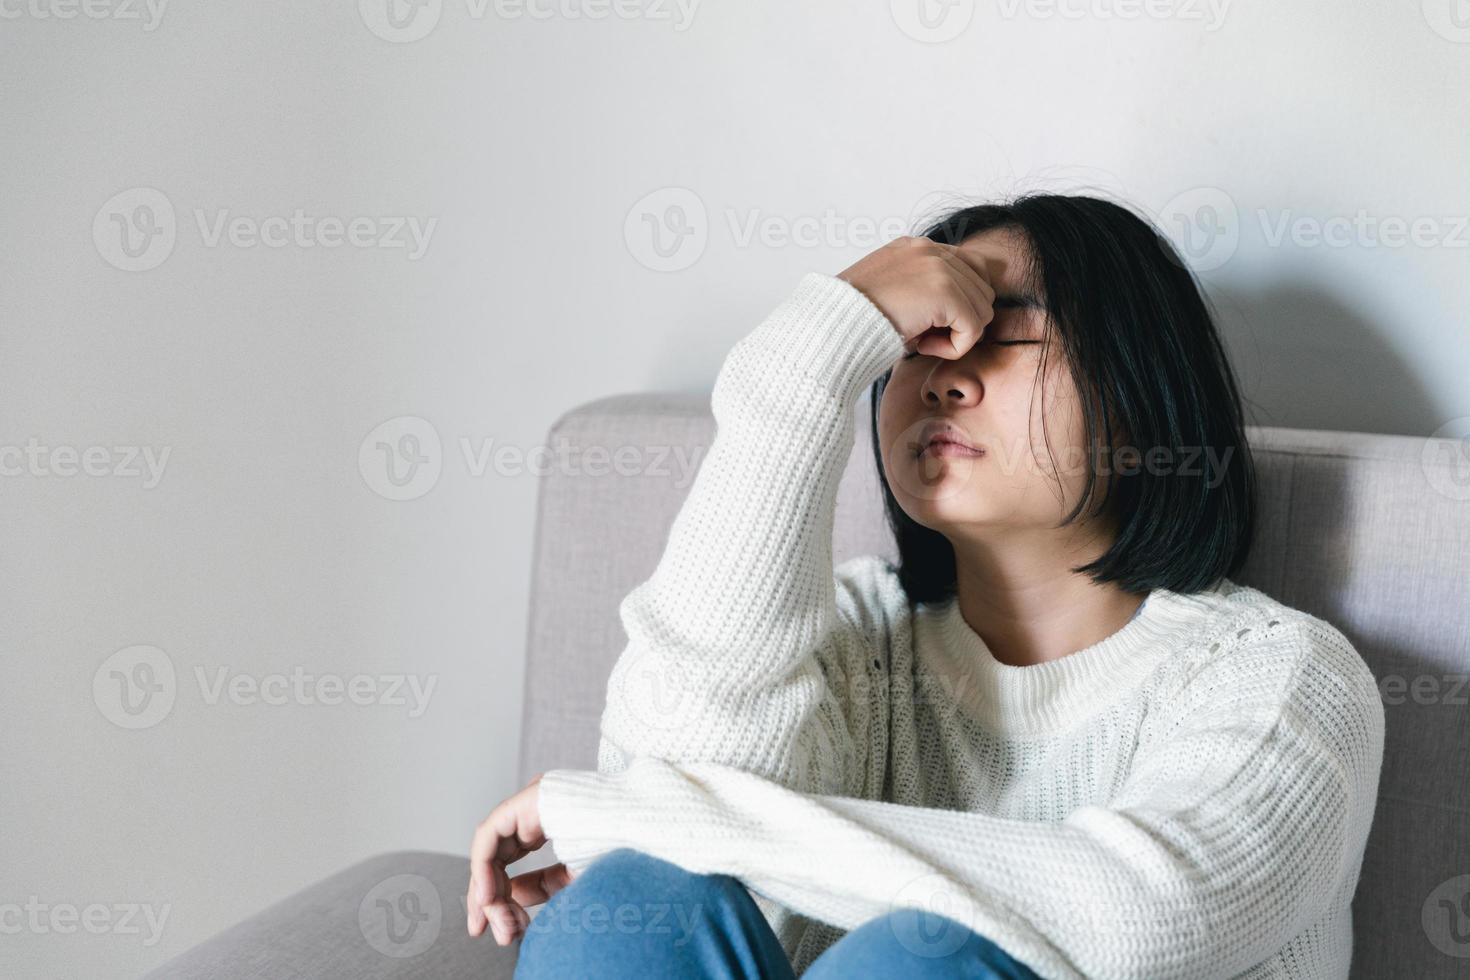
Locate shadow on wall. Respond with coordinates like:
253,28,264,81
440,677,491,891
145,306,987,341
1208,277,1442,438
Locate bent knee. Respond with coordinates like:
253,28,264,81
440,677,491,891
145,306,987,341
517,849,778,978
564,848,749,905
575,847,654,880
816,909,1039,979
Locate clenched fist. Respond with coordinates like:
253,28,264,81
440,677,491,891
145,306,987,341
837,235,999,360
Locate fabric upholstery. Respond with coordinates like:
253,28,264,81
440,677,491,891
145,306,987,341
141,852,519,979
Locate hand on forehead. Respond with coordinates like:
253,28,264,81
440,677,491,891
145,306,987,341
954,230,1026,293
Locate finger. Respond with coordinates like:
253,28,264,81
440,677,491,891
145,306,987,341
467,819,500,936
467,784,547,936
917,285,988,360
509,862,576,907
471,787,547,900
484,898,529,946
935,242,999,303
503,783,549,859
467,824,518,936
935,247,997,324
933,250,996,352
468,877,497,937
466,863,489,937
467,880,483,937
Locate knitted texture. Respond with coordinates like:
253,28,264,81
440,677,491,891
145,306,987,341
537,272,1386,980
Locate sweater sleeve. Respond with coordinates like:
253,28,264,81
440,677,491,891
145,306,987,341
541,620,1386,980
592,271,907,799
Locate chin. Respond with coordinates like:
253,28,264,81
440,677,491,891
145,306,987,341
896,488,993,529
887,453,989,504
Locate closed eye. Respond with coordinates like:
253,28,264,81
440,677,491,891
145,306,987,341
901,339,1040,359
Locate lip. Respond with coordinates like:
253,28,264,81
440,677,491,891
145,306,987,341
915,421,985,459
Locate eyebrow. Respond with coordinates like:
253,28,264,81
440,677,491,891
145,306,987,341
994,292,1045,311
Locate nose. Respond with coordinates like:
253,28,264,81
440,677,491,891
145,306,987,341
921,361,981,408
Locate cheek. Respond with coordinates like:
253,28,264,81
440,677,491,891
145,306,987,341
876,372,916,440
1026,382,1094,484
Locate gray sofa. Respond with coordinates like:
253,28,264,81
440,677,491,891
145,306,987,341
144,392,1470,979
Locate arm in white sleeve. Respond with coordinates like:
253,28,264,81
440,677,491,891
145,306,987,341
543,622,1386,980
593,272,907,799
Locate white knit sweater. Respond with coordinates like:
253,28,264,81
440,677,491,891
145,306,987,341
537,272,1386,980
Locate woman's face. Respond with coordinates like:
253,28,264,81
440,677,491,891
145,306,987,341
877,229,1102,537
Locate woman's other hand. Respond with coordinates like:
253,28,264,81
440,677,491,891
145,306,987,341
465,773,578,945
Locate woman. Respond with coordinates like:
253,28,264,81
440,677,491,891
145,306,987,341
466,194,1385,979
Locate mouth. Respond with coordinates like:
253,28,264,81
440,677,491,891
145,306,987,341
920,439,986,459
914,423,985,459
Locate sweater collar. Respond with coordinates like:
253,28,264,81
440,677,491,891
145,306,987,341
917,579,1234,737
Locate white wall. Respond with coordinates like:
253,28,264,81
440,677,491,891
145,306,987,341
3,1,1467,976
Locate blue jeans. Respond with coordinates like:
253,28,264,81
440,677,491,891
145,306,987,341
514,848,1042,979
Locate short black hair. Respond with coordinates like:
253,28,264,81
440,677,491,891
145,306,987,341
869,192,1258,603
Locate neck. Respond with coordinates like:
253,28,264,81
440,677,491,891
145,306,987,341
949,524,1145,668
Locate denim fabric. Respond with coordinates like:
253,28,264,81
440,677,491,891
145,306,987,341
515,848,1042,980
